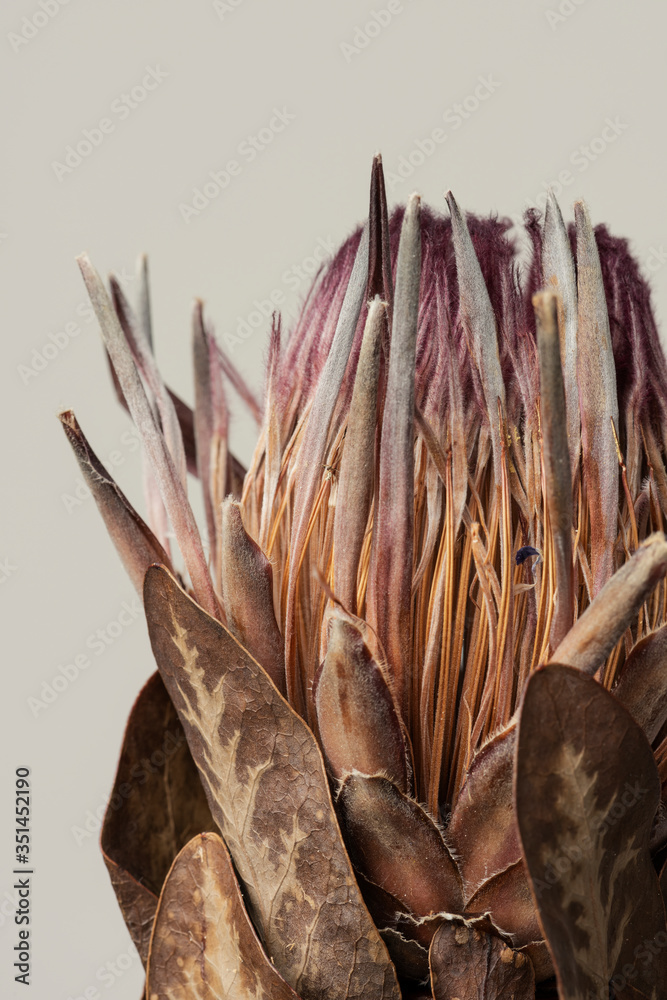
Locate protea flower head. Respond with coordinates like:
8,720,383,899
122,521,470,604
60,155,667,1000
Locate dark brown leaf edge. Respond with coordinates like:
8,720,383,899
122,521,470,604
101,671,216,966
516,662,667,1000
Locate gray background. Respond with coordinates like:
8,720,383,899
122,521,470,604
1,1,665,996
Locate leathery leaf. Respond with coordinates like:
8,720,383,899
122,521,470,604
516,663,667,1000
101,672,216,966
143,564,400,1000
146,832,301,1000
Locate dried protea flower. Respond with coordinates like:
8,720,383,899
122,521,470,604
61,156,667,1000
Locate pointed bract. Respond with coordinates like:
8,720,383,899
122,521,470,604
59,410,172,596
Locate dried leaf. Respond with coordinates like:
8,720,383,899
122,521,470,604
136,253,153,349
333,297,386,614
192,300,227,565
446,190,505,477
337,773,463,917
464,860,544,952
111,275,188,489
146,832,301,1000
284,221,369,714
258,316,283,551
575,200,619,595
366,153,393,307
429,915,535,1000
516,663,667,1000
77,253,219,618
101,672,216,964
220,498,285,695
613,626,667,743
381,927,429,983
315,615,409,791
550,533,667,675
542,189,579,477
448,724,520,898
59,410,172,596
533,291,574,647
143,564,400,1000
614,625,667,743
367,193,421,722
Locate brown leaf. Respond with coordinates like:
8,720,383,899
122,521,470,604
660,857,667,903
333,297,386,615
429,914,535,1000
59,410,172,597
575,200,619,596
465,860,544,952
516,663,667,1000
613,625,667,743
101,672,216,964
533,290,574,648
366,153,393,307
353,873,448,970
143,564,400,1000
315,615,410,791
448,723,520,898
367,193,421,723
146,832,301,1000
337,773,463,917
102,860,157,969
192,300,228,567
283,221,369,715
380,928,429,983
446,189,505,478
220,498,286,695
542,189,579,480
258,316,283,551
550,533,667,676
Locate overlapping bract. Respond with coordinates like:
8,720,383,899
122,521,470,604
62,158,667,999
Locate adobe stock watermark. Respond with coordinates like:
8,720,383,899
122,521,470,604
65,944,141,1000
18,264,140,385
580,929,667,1000
531,777,650,897
51,65,169,181
510,116,629,228
213,0,247,18
27,597,142,717
178,107,296,224
70,727,186,847
545,0,590,31
223,234,336,352
645,245,667,274
339,0,414,64
60,426,141,514
8,0,77,54
18,300,96,385
385,75,501,189
0,557,17,585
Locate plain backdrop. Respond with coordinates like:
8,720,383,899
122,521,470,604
2,1,666,996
